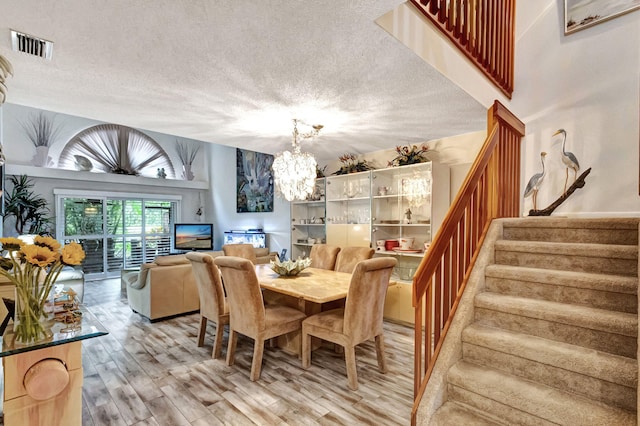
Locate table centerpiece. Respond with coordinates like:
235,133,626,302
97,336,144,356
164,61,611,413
270,257,311,276
0,236,85,344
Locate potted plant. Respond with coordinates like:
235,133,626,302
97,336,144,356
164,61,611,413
21,112,62,167
176,140,200,180
388,144,432,167
332,153,373,175
3,174,54,236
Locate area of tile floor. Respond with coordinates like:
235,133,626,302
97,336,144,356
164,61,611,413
77,277,414,425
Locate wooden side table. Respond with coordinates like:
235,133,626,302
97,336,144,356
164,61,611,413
0,307,107,425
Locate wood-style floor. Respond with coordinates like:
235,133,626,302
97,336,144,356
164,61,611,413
78,278,414,425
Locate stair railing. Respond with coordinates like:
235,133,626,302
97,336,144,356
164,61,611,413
409,0,515,99
411,101,524,424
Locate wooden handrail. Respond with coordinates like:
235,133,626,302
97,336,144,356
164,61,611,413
409,0,515,99
410,101,524,425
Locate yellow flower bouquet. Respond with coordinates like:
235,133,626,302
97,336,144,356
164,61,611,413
0,236,85,344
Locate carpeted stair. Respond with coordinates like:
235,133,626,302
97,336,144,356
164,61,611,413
430,218,639,425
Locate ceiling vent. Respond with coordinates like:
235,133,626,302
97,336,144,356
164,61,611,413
11,30,53,60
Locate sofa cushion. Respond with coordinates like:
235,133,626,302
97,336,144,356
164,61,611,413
254,248,269,257
154,254,189,266
128,264,156,290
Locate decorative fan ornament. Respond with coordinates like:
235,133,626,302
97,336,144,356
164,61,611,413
58,124,175,178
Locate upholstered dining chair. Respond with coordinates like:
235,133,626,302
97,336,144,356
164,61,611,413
214,256,307,381
222,243,257,263
309,244,341,270
333,246,375,273
301,257,397,390
186,252,229,359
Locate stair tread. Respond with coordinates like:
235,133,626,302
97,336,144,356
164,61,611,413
475,293,637,336
499,217,640,230
449,361,636,425
430,401,504,426
495,239,638,258
485,264,637,294
462,323,637,388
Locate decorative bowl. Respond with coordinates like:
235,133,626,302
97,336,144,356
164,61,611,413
270,257,312,276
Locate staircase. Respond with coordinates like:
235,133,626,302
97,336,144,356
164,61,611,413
429,217,639,425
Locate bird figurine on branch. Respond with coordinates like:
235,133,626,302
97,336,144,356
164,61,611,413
524,151,547,211
553,128,580,194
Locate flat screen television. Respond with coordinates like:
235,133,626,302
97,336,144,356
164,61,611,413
173,223,214,252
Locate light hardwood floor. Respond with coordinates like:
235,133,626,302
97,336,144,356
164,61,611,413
78,278,414,425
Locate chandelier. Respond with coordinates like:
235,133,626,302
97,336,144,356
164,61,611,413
273,119,322,201
402,171,432,209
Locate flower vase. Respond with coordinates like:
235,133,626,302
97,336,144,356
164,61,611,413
182,164,194,181
13,280,53,345
31,146,54,167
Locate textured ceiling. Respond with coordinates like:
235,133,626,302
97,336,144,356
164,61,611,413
0,0,486,162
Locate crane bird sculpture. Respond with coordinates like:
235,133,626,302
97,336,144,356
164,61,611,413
554,128,580,194
524,152,547,211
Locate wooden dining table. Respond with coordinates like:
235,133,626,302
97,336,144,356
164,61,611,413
255,264,353,355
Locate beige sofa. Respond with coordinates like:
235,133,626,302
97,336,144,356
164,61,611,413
124,248,277,321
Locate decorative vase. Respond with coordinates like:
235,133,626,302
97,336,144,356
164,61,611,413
0,236,86,345
182,164,194,181
31,146,54,168
13,282,53,345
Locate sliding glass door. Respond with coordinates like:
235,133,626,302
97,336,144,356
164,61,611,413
56,191,179,280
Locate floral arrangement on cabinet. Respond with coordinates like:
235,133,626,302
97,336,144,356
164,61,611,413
388,144,432,167
333,153,373,175
0,236,85,344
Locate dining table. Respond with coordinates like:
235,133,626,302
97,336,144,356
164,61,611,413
255,264,353,355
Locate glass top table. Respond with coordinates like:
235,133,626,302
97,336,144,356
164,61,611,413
0,305,108,358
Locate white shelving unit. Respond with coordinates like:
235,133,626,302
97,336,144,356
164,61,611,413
325,171,372,248
290,178,326,259
370,163,437,282
291,163,449,270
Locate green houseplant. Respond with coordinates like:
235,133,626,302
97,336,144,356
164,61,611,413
332,153,373,175
388,144,432,167
3,175,53,236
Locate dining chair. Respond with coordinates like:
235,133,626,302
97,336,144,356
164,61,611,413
214,256,307,381
222,243,257,263
301,257,397,390
309,244,341,270
186,252,229,359
333,246,375,273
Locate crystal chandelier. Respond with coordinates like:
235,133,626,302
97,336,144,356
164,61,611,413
273,119,322,201
402,171,432,208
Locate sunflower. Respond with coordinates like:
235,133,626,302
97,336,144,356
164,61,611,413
60,242,86,266
21,244,57,267
34,235,61,252
0,237,24,251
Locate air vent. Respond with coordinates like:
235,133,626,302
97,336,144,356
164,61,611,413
11,30,53,60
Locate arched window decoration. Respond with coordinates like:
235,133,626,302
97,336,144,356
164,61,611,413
58,124,176,179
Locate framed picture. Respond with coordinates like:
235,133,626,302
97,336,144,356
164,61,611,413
236,148,274,213
565,0,640,34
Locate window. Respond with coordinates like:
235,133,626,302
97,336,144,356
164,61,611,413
55,190,180,280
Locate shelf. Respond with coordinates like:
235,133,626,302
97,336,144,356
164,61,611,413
375,250,425,258
6,164,209,190
326,196,370,202
292,200,325,205
373,223,431,227
292,223,325,227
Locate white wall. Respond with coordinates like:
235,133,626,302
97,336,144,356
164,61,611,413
381,1,640,217
1,104,208,236
323,130,485,199
511,1,640,216
207,143,290,252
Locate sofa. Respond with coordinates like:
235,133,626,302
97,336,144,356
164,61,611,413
124,247,277,321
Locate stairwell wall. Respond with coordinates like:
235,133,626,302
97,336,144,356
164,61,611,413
379,1,640,217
